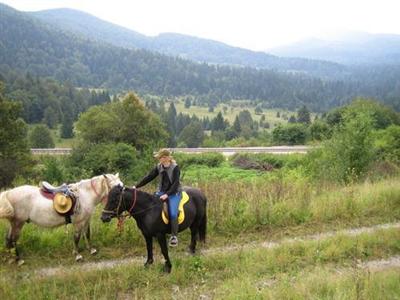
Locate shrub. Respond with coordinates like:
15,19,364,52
174,152,225,168
230,153,304,171
272,124,308,145
374,125,400,163
68,142,145,181
29,124,55,148
307,112,375,183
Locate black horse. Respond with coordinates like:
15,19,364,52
101,185,207,273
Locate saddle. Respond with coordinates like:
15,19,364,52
41,181,69,194
161,191,189,225
40,182,76,222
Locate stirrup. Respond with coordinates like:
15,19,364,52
169,236,178,247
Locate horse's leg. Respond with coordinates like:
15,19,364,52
189,224,198,254
144,235,154,267
6,220,25,265
83,223,97,255
156,233,172,273
73,228,84,262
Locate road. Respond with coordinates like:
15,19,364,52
31,146,311,156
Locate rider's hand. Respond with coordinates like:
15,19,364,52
160,194,168,201
132,185,136,189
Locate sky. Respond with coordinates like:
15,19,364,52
1,0,400,51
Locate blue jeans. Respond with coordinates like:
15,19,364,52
155,191,181,220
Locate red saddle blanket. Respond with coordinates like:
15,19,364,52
40,189,55,200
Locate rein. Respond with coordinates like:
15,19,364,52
103,188,160,232
115,188,137,232
91,177,108,204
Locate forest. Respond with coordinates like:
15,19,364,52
1,3,400,299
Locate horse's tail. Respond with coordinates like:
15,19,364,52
198,196,207,243
0,191,14,219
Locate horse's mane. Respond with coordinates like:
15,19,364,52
124,188,159,204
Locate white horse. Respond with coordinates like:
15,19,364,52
0,173,123,264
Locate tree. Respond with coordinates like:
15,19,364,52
308,112,375,183
184,98,191,109
60,101,74,138
212,112,226,131
0,82,31,188
297,105,311,124
166,102,177,146
272,124,308,145
374,125,400,162
345,99,400,129
29,124,55,148
238,110,253,129
75,92,168,150
288,115,297,123
43,106,59,129
178,121,204,147
309,120,331,141
233,115,241,135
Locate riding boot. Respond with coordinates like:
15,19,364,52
169,218,179,247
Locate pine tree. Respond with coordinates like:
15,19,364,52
184,98,191,108
60,102,74,138
212,112,226,131
297,105,311,124
0,82,31,188
233,115,241,134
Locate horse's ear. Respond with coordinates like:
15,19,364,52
115,172,119,178
103,174,108,179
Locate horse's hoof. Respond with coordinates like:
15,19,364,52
17,259,25,267
90,248,97,255
163,264,172,273
144,259,154,268
75,254,83,262
187,246,196,255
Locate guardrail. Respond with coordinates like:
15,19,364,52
31,148,73,155
31,146,311,156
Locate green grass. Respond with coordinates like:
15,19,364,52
1,177,399,265
1,171,399,298
50,126,76,148
173,100,293,127
1,228,399,299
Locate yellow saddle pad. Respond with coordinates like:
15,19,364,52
162,191,189,225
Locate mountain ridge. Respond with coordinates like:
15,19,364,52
29,8,346,77
269,31,400,65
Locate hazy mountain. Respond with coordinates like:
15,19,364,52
1,3,399,112
269,31,400,65
29,8,151,49
29,8,346,77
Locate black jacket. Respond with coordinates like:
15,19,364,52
136,163,181,195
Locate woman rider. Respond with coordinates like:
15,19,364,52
134,148,181,247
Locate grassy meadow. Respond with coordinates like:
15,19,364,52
172,99,296,128
1,154,400,299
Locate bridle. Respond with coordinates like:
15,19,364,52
102,187,137,229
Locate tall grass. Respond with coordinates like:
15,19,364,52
199,176,400,233
1,228,399,299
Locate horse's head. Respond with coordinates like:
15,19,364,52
101,184,124,222
103,173,123,190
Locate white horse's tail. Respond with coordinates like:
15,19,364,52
0,191,14,219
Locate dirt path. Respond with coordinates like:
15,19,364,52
31,222,400,278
